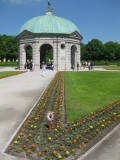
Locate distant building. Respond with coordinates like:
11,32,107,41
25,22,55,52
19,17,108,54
18,1,82,71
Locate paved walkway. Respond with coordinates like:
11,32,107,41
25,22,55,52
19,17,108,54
0,68,56,160
0,67,120,160
78,124,120,160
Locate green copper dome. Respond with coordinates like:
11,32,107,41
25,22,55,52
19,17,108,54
19,15,80,34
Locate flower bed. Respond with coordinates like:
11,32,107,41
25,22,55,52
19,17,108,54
7,72,120,160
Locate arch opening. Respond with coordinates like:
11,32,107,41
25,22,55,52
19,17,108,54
24,45,32,69
25,45,32,62
71,45,77,69
40,44,53,69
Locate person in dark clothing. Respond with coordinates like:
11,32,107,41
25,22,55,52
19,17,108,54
90,61,93,70
27,61,30,69
24,63,27,69
77,62,79,70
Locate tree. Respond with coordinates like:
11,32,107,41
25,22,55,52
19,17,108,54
114,42,120,60
80,42,86,60
0,35,4,61
0,34,18,61
85,39,104,61
103,41,117,61
46,48,53,64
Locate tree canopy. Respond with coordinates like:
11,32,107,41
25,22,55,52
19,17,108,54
0,34,18,61
81,39,120,62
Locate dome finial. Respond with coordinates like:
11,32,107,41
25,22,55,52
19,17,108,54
48,0,51,7
46,0,53,15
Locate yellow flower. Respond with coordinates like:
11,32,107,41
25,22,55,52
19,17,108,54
18,147,22,151
31,125,33,128
66,151,70,155
35,117,39,120
14,141,18,144
48,137,52,140
89,125,94,129
78,144,82,149
17,136,21,139
28,133,32,137
54,128,58,131
34,125,37,129
58,155,62,159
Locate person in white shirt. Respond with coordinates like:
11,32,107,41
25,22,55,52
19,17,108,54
41,62,46,77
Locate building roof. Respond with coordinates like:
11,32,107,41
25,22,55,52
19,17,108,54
19,14,80,35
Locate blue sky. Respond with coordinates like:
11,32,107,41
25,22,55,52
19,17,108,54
0,0,120,44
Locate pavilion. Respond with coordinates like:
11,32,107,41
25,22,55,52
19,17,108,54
18,0,82,71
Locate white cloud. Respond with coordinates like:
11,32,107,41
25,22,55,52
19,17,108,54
1,0,42,5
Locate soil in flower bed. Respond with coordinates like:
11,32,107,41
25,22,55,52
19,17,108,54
6,72,120,160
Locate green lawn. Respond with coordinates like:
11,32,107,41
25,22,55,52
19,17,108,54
94,65,120,70
0,71,26,79
64,71,120,122
103,66,120,70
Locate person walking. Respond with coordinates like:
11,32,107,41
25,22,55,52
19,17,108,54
88,61,91,70
24,63,27,70
41,62,46,77
90,61,93,70
77,62,79,71
32,62,34,71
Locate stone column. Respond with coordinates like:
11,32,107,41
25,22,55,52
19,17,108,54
53,38,58,71
57,41,62,71
65,42,71,70
77,44,81,69
32,41,40,71
19,43,26,70
75,49,78,70
73,43,80,71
